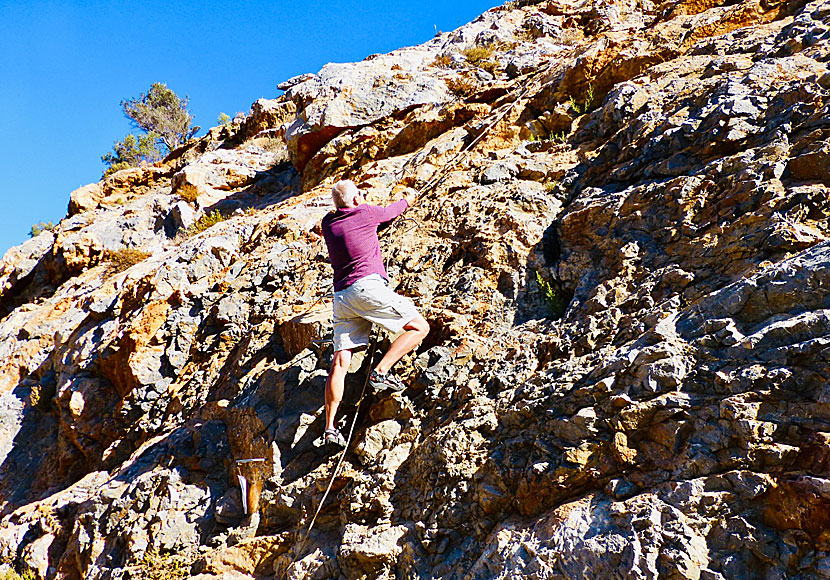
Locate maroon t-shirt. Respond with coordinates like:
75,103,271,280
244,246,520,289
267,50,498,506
322,200,409,291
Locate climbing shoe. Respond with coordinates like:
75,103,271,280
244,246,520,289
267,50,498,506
369,370,406,393
324,428,347,448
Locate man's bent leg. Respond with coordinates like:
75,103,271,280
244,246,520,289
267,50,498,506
375,314,429,375
326,349,352,430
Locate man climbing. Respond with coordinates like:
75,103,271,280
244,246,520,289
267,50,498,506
320,179,430,448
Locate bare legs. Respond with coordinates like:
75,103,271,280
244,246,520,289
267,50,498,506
325,349,352,431
324,315,429,431
374,315,430,374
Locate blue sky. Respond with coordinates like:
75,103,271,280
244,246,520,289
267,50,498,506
0,0,502,256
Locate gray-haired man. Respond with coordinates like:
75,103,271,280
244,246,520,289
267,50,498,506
320,180,429,447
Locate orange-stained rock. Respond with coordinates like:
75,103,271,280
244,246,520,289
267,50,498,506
68,183,105,216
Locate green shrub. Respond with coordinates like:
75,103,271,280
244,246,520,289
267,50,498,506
139,550,190,580
0,566,37,580
479,59,499,74
535,270,570,319
569,84,595,115
182,210,228,237
122,83,199,152
102,132,161,177
218,112,232,128
462,45,495,67
103,83,199,176
105,248,152,273
29,221,55,238
176,183,200,204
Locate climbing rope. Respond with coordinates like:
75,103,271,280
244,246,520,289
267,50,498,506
397,66,548,208
278,334,378,579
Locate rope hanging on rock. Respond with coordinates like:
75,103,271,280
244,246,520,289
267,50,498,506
399,66,547,207
279,334,378,579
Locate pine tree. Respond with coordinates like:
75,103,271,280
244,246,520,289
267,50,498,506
102,83,199,176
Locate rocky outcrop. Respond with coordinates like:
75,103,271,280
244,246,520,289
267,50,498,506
2,0,830,578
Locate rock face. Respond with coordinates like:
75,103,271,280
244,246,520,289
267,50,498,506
2,0,830,578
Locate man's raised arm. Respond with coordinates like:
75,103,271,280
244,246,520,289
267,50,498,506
371,187,418,226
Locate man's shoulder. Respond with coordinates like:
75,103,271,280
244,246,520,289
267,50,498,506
322,208,346,222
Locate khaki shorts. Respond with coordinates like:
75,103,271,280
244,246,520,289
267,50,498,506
333,274,420,352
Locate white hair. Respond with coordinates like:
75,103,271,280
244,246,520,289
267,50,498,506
331,180,360,208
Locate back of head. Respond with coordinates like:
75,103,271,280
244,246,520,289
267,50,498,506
332,180,359,209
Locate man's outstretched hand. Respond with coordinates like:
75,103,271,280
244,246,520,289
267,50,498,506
402,187,418,207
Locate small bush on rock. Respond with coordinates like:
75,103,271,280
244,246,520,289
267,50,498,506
479,59,499,74
102,83,199,177
177,184,200,204
432,53,454,68
515,27,538,41
139,550,190,580
445,76,476,97
536,270,570,319
102,132,162,177
462,45,495,67
569,84,595,115
182,210,228,237
262,137,284,152
0,565,36,580
106,248,152,273
29,221,55,238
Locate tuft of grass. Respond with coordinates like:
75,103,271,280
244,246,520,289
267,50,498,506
462,45,495,67
139,550,190,580
535,270,570,319
550,131,569,144
106,248,152,273
515,27,537,42
431,53,453,68
176,183,200,203
262,137,284,152
29,386,41,408
182,209,228,237
445,76,476,97
479,59,499,75
29,221,56,238
569,84,595,115
544,181,558,193
505,0,548,8
0,566,37,580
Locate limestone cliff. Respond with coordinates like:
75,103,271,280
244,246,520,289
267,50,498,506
2,0,830,578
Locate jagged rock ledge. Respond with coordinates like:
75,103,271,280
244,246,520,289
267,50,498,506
1,0,830,578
